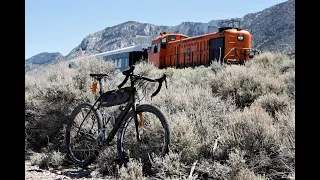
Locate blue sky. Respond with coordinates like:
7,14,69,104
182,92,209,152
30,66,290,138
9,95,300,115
25,0,288,59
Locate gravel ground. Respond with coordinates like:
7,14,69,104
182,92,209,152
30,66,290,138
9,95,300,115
25,160,113,180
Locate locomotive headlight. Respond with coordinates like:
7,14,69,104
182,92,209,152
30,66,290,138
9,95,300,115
237,34,244,41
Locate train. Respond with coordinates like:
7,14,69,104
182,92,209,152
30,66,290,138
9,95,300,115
68,44,149,71
68,20,259,71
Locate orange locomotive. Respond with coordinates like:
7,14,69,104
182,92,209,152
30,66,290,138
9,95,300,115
148,25,253,68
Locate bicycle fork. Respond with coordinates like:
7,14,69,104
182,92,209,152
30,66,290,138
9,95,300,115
133,106,148,143
132,104,142,142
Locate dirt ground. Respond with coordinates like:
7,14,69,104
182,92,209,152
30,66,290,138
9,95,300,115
25,151,113,180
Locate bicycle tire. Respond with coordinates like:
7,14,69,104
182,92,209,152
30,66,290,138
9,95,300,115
65,103,103,167
117,104,171,169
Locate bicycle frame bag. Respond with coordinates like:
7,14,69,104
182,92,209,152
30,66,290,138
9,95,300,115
100,87,132,107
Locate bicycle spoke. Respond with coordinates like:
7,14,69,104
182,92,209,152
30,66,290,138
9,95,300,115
122,111,165,162
66,103,102,166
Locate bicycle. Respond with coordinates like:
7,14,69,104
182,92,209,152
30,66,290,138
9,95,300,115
65,65,171,168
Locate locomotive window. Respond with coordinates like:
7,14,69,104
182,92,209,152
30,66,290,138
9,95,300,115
152,44,158,53
168,35,176,41
161,38,167,49
180,36,187,40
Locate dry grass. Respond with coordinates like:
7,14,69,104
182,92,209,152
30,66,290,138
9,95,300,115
30,151,65,169
25,52,295,179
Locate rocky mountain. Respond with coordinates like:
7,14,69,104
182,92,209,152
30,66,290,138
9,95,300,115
64,0,294,60
241,0,295,56
25,52,64,71
26,0,294,65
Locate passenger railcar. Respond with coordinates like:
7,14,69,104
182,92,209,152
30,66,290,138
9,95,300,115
68,44,149,71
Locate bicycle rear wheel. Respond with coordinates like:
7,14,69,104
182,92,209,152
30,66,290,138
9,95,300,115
117,104,170,173
65,103,103,167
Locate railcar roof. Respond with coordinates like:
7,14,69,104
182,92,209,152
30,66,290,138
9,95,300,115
68,44,150,63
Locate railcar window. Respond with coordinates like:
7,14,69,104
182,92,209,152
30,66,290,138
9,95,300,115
118,59,121,68
168,35,176,41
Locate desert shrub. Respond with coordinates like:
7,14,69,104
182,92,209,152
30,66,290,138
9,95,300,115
227,149,247,176
30,153,50,169
225,149,267,180
252,93,292,120
221,103,294,179
96,146,119,176
25,109,68,151
25,58,117,152
150,152,186,179
118,158,146,180
276,104,295,148
49,151,65,168
211,65,260,107
276,58,295,74
222,105,279,154
30,151,65,169
73,57,117,93
232,168,268,180
168,112,202,164
25,52,294,179
133,60,159,77
196,159,231,180
209,61,227,74
279,70,295,99
150,81,235,162
246,52,290,70
211,63,286,108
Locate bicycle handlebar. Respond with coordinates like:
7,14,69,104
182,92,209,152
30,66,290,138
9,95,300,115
117,65,167,98
90,73,108,79
150,74,167,98
117,66,135,89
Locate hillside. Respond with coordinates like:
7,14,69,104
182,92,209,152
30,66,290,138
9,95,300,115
64,0,294,60
242,0,295,56
25,52,64,71
25,0,294,71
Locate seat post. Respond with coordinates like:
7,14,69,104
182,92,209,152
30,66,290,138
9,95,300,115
98,77,103,95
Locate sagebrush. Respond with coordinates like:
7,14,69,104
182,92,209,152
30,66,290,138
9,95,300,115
25,52,295,179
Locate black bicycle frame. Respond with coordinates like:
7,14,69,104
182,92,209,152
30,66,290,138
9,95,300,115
84,76,141,145
82,66,165,145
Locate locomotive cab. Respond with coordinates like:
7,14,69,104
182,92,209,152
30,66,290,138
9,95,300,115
217,19,253,64
148,32,189,68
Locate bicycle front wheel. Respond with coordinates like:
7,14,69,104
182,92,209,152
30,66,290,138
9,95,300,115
65,103,103,167
117,104,170,171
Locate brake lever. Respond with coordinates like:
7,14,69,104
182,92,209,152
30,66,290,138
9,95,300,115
151,74,167,99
